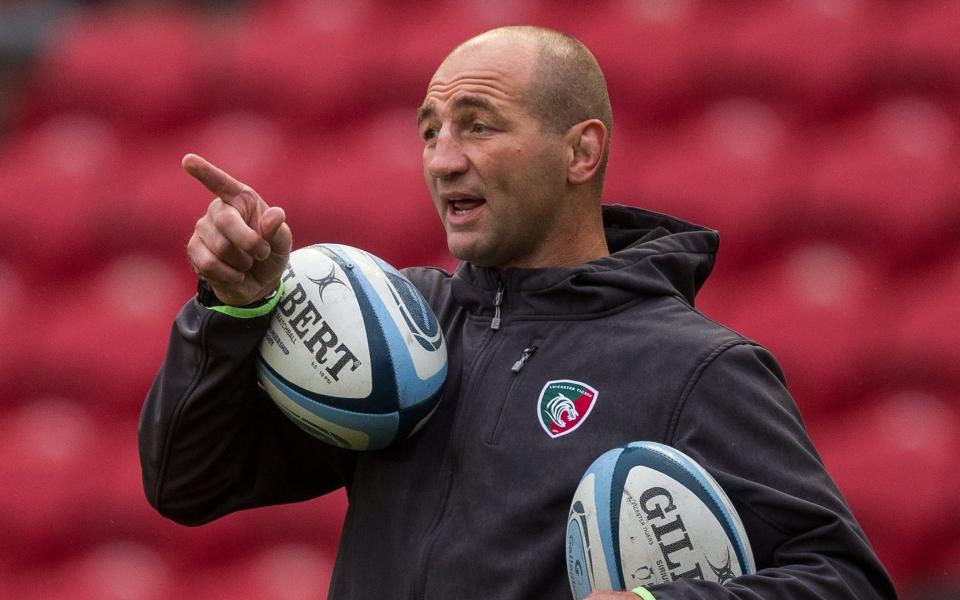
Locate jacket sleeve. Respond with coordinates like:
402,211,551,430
646,342,897,599
138,298,356,526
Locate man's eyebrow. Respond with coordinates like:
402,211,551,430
416,95,501,126
450,94,499,115
417,103,435,126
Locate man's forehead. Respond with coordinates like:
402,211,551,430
422,45,536,118
422,70,520,109
418,91,502,125
430,33,536,89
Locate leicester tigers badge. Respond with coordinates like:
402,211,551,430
537,380,598,438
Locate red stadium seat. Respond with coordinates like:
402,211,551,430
694,1,889,113
0,114,124,276
552,0,705,123
179,543,334,600
292,110,448,267
118,113,296,259
215,17,371,125
890,0,960,85
800,97,957,267
0,397,105,566
0,259,27,400
22,6,206,132
608,98,798,267
813,390,960,586
11,256,193,415
879,256,960,390
698,242,882,420
9,542,175,600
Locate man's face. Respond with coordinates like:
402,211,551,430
418,35,570,269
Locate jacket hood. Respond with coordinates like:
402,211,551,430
450,204,719,318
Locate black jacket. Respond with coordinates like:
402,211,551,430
139,205,896,599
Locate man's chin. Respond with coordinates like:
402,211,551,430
447,236,497,267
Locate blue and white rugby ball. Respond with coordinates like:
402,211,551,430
257,244,447,451
566,442,754,598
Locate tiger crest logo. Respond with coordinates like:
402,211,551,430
537,380,598,438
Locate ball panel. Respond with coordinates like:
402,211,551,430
258,358,400,451
324,245,447,410
313,245,402,414
396,384,444,441
567,472,614,596
347,246,446,380
370,254,443,352
626,442,755,576
583,451,625,589
619,466,735,584
566,514,593,600
273,396,365,449
260,247,374,400
567,442,755,598
257,354,396,415
256,244,448,450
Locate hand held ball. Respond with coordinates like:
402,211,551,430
566,441,754,598
257,244,447,451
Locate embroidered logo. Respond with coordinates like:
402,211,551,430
537,380,598,438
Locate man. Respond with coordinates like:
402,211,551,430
139,26,896,599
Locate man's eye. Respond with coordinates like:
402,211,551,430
471,122,491,134
422,127,438,141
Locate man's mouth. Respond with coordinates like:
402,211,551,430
449,197,485,216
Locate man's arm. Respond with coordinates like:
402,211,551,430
635,342,896,599
138,155,355,524
138,297,354,524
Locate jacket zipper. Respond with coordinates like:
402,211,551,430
486,344,540,446
511,345,538,373
490,281,504,330
410,282,505,599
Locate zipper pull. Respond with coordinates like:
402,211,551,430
491,282,504,330
511,345,539,373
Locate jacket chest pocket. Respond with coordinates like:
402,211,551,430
485,338,544,446
483,339,606,448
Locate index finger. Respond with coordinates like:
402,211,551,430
182,153,248,200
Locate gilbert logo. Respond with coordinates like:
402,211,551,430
537,380,598,438
308,265,347,303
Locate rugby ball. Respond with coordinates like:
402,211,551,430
256,244,447,451
566,442,754,598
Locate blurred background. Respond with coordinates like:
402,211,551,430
0,0,957,598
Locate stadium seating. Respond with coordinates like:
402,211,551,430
697,242,883,420
22,6,206,133
813,389,960,585
2,1,959,598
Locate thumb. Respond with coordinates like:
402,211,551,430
260,206,293,255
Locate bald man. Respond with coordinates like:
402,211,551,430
140,27,895,600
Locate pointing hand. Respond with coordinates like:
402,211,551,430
183,153,292,307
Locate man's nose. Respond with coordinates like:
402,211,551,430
426,129,469,179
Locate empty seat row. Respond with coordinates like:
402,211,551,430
14,1,960,131
2,102,957,274
2,540,337,600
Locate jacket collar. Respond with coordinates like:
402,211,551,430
449,205,720,318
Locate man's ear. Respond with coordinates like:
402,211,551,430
565,119,607,186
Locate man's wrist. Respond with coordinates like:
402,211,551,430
196,279,284,319
631,587,656,600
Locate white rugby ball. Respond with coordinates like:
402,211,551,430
256,244,447,451
566,441,754,598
